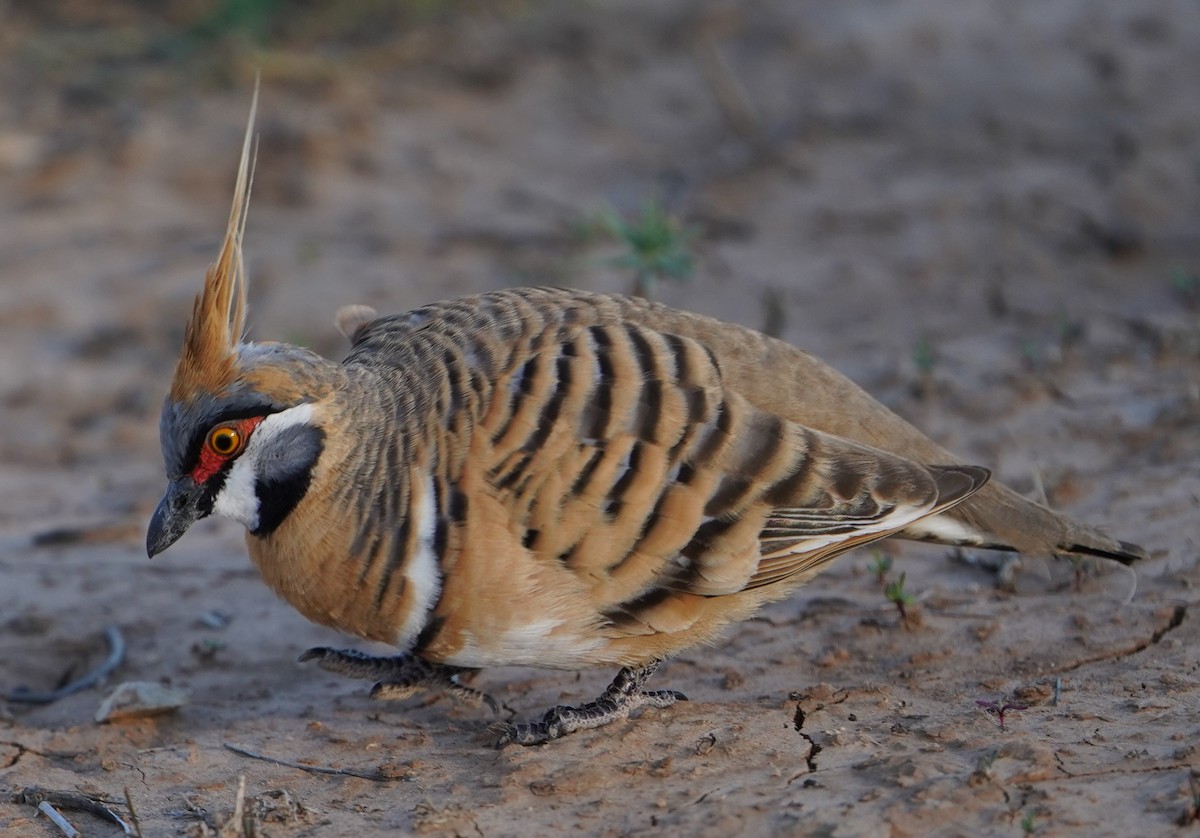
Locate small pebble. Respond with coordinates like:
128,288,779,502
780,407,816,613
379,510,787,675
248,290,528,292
197,610,232,629
95,681,190,723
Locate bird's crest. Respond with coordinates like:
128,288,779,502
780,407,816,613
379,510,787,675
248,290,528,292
169,84,258,404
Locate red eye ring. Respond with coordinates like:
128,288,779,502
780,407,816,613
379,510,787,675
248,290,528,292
191,416,265,484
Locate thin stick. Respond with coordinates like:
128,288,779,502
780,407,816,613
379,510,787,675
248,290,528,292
223,743,399,782
1117,559,1139,607
37,802,81,838
695,42,761,138
123,786,144,838
231,775,247,835
1030,467,1049,507
6,625,126,704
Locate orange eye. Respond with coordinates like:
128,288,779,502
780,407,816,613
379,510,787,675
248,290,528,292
207,425,243,456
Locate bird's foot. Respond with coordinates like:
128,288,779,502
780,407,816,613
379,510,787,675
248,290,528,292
299,647,497,713
493,662,686,747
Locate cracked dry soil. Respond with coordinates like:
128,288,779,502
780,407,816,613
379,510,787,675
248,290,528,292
2,1,1200,835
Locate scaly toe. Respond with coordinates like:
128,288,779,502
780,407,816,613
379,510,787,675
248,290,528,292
446,681,500,714
298,646,412,680
640,689,687,709
491,721,554,748
369,680,422,702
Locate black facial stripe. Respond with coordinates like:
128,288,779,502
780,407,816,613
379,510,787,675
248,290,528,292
193,469,224,519
250,424,326,537
253,470,314,537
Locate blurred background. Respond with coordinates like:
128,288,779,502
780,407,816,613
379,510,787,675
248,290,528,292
2,0,1196,502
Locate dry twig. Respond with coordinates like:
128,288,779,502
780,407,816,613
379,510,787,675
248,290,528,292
5,625,126,704
13,787,132,835
124,786,145,838
222,743,401,782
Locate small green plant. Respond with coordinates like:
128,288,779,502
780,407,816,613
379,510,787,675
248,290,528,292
191,638,226,663
868,552,893,586
1056,311,1085,350
884,572,914,622
1021,810,1037,834
599,198,697,299
191,0,476,47
975,698,1029,732
1019,338,1041,368
912,338,937,375
1170,267,1199,304
193,0,284,44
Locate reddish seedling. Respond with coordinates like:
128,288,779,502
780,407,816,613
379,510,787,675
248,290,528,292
975,698,1029,731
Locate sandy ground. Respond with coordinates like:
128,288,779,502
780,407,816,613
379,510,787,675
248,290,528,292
2,1,1199,835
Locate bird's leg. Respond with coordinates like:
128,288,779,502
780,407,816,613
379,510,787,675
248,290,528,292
494,661,686,747
299,647,497,713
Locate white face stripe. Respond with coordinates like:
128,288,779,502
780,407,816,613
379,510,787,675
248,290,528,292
212,456,260,530
211,403,316,532
394,472,443,650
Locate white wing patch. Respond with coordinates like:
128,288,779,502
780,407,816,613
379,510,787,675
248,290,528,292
758,498,940,565
902,513,985,545
394,472,443,650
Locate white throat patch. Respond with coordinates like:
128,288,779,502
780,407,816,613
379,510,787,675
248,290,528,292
212,403,316,531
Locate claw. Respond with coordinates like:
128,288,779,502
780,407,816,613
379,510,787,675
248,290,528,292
300,646,497,712
494,662,684,747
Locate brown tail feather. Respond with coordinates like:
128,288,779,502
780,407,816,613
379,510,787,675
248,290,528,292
897,473,1145,566
1056,538,1147,565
